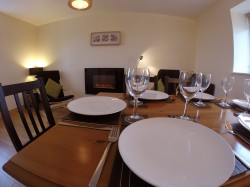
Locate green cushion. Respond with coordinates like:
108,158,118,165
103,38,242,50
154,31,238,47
150,79,165,92
45,78,62,99
157,79,165,92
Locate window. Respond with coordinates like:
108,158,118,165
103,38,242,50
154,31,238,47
231,0,250,74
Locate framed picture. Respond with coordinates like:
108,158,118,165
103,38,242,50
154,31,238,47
91,31,121,46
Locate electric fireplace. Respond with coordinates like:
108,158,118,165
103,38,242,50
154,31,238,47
85,68,125,94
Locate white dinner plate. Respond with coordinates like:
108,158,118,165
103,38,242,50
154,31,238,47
118,118,234,187
232,99,248,110
67,96,126,116
193,92,215,100
140,90,169,100
238,114,250,132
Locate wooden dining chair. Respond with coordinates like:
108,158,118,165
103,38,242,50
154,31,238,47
149,76,158,90
35,70,74,107
162,76,180,95
0,80,55,152
156,69,180,95
205,83,215,95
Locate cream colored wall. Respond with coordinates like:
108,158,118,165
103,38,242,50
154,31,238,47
0,13,37,108
37,13,196,98
0,13,37,84
195,0,249,99
1,0,248,102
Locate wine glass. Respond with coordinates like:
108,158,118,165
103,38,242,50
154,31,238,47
219,76,235,108
179,71,202,121
129,96,143,106
125,68,150,123
243,79,250,114
194,73,212,107
129,56,144,106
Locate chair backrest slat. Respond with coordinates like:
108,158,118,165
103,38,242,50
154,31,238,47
14,93,34,140
22,91,41,135
0,80,55,152
29,91,46,131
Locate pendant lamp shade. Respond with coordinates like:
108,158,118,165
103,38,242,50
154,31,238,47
68,0,92,10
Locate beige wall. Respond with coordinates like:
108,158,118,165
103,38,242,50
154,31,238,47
0,0,249,106
38,13,196,98
195,0,248,99
0,13,37,108
0,13,37,85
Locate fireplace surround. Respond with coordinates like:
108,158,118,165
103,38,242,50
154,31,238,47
85,68,125,94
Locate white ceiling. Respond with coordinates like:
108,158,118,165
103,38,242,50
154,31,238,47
0,0,219,26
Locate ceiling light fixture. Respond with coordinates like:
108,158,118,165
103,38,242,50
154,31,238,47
68,0,92,11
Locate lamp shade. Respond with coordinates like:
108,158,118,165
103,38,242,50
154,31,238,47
68,0,92,10
29,67,44,75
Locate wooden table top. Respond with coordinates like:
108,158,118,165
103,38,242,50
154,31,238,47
3,93,250,187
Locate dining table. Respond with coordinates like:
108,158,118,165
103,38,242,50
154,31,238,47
3,92,250,187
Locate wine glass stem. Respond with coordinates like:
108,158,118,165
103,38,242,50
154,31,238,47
183,99,189,117
223,92,228,103
133,97,139,116
198,91,203,104
247,100,250,114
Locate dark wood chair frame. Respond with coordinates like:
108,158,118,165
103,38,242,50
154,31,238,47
155,70,215,95
149,76,158,90
155,69,180,95
163,76,215,96
35,70,74,104
0,80,55,152
163,76,180,95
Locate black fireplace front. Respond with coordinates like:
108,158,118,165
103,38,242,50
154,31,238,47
85,68,125,94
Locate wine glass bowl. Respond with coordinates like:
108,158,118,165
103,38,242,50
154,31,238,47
179,71,202,120
125,68,150,123
194,73,212,107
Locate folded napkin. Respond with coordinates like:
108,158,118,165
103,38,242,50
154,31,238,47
177,94,211,108
62,111,121,125
209,99,223,103
121,114,148,126
109,151,154,187
215,102,232,109
190,101,211,108
109,151,248,187
231,122,250,145
128,96,147,108
229,101,246,112
238,114,250,132
177,94,215,108
232,156,248,177
127,95,175,108
140,96,175,103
